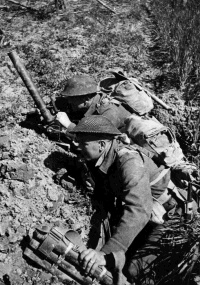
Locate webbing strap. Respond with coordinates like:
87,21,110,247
168,181,185,202
150,168,170,186
157,189,171,205
157,181,186,205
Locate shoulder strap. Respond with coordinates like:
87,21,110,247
150,168,170,186
117,145,139,157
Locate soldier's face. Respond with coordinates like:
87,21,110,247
67,95,93,113
76,136,106,161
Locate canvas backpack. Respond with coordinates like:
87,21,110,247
97,72,154,116
125,114,185,168
98,72,195,172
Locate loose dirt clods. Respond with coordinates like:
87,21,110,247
0,124,91,284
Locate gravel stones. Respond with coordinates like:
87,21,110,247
0,124,91,284
0,136,10,149
47,187,58,201
0,161,35,183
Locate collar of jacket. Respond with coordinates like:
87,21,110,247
84,93,101,117
95,139,120,174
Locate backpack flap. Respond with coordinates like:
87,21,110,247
97,76,122,92
112,80,154,115
97,72,154,116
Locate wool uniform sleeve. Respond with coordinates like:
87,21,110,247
62,122,77,141
96,103,131,130
66,122,76,132
101,151,153,254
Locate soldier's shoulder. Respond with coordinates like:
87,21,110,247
117,145,138,156
96,100,119,113
117,145,144,167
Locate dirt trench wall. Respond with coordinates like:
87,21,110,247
0,126,91,284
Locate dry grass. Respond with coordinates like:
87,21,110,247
147,0,200,164
150,0,200,99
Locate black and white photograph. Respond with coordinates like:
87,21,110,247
0,0,200,284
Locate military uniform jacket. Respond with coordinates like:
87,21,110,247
67,94,131,133
87,139,171,255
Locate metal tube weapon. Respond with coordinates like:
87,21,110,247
24,225,121,285
8,50,55,124
184,182,193,222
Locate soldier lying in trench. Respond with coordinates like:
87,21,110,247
68,115,199,284
54,72,198,189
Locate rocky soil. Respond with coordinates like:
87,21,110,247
0,0,199,284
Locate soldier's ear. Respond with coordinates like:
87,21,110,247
99,140,106,152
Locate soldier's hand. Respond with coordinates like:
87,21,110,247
79,249,106,276
56,112,71,129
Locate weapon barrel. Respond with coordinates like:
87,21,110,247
184,182,193,222
8,50,54,123
187,182,193,202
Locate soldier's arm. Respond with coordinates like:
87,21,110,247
101,151,153,254
97,103,130,130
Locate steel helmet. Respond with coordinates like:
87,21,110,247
70,115,121,135
61,75,97,97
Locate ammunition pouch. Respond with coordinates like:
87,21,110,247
24,224,114,285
